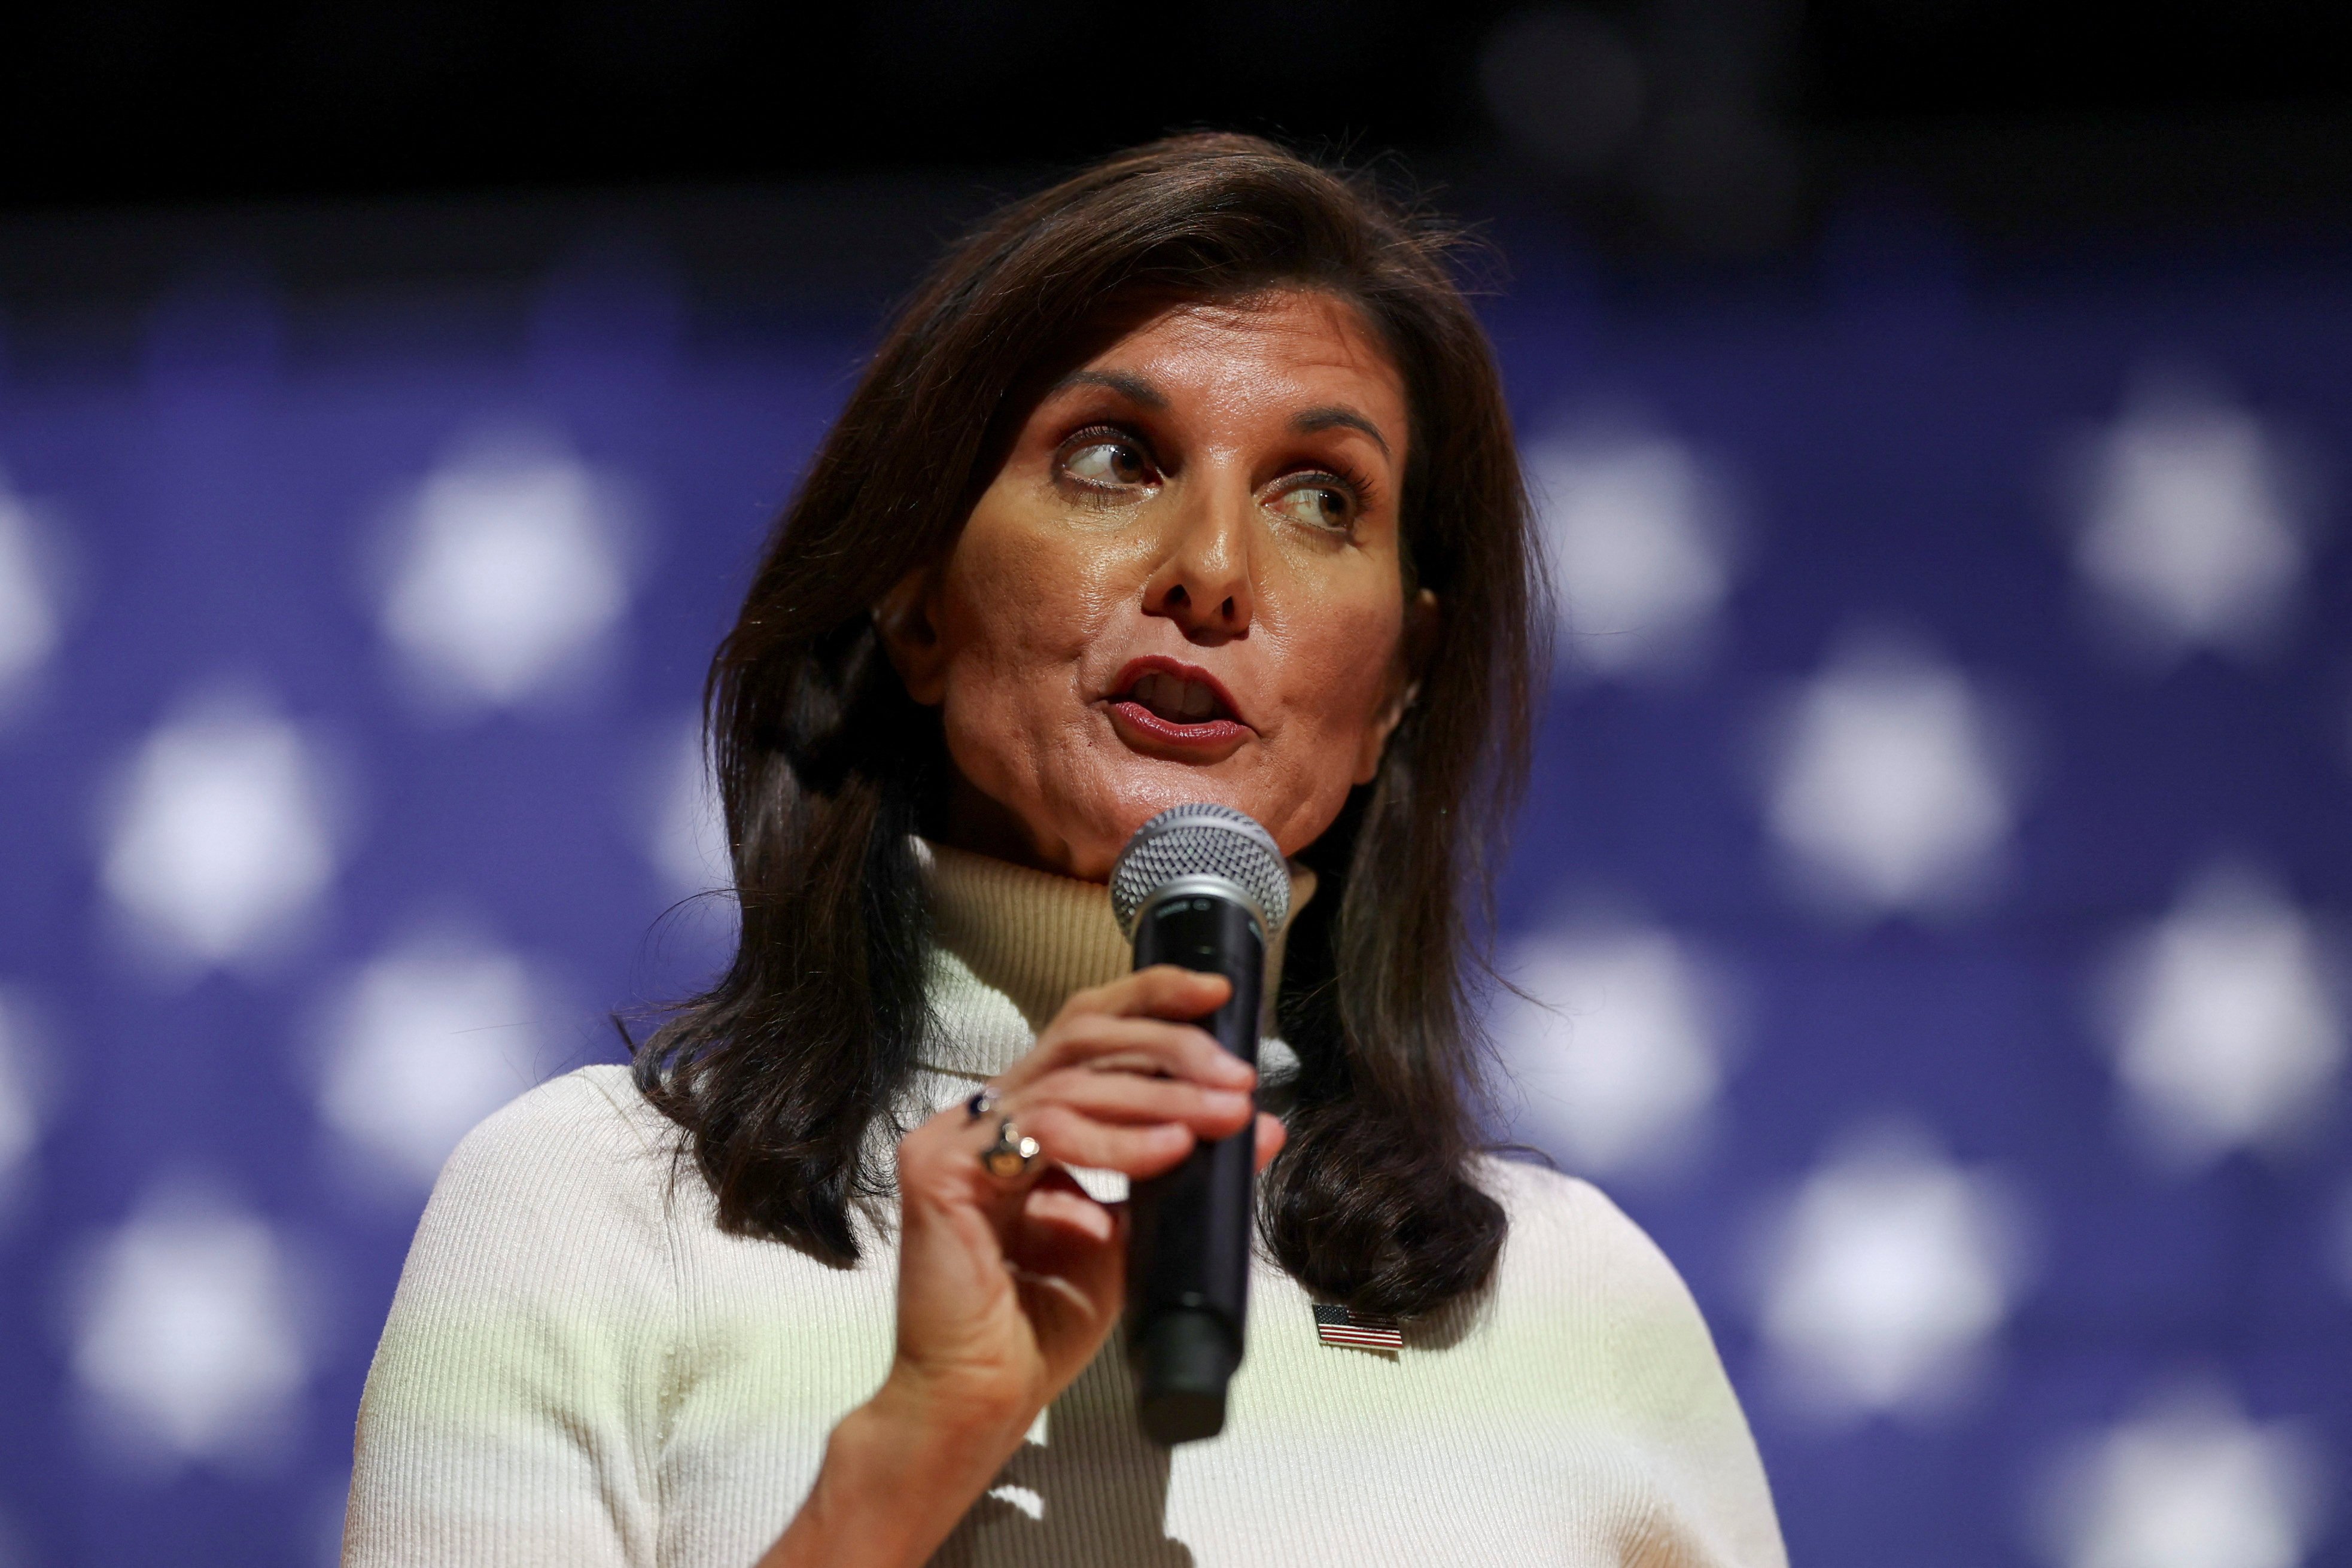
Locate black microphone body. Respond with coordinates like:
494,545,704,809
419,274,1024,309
1109,803,1291,1447
1126,891,1263,1445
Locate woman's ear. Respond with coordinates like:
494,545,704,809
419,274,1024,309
1353,587,1439,785
874,566,949,706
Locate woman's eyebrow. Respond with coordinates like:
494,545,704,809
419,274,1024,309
1292,405,1392,457
1049,369,1165,408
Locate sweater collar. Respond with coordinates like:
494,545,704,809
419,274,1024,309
915,837,1315,1078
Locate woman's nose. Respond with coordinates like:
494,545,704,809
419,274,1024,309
1142,480,1254,642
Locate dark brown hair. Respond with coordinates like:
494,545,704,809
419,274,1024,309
635,133,1539,1319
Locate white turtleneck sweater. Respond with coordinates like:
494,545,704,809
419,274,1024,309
343,846,1785,1567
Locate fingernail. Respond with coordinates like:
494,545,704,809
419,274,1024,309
1203,1089,1250,1116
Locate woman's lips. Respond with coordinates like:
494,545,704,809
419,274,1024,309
1107,701,1253,751
1106,656,1252,756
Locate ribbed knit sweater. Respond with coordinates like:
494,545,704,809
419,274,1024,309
343,844,1785,1567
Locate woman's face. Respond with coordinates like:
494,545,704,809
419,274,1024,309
880,288,1430,882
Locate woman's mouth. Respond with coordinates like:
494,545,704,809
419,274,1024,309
1106,658,1252,754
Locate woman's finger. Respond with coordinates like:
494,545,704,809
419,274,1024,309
1058,964,1233,1027
1013,1102,1227,1179
1017,1177,1119,1247
894,1103,1009,1204
1006,1014,1255,1093
987,1103,1277,1189
1251,1111,1286,1173
1014,1065,1255,1131
1005,1180,1125,1336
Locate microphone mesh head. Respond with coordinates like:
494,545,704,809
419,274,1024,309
1110,803,1291,939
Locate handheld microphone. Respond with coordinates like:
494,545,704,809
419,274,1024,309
1109,803,1291,1445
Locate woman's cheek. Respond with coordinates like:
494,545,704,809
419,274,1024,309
1260,604,1402,833
939,532,1094,701
1306,602,1404,733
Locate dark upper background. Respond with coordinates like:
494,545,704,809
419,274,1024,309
6,0,2352,307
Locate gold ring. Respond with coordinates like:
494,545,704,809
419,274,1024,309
979,1116,1041,1180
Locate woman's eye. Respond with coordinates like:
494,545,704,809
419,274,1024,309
1266,481,1357,532
1063,438,1154,489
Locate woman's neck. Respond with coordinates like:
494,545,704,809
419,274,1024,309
917,839,1316,1037
921,839,1133,1033
932,770,1074,878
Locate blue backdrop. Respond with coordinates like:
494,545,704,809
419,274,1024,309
1,211,2347,1567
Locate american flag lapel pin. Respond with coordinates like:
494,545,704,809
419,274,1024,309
1312,1302,1403,1351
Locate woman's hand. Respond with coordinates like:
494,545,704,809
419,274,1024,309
761,965,1286,1568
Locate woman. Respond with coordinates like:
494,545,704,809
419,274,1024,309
343,135,1785,1567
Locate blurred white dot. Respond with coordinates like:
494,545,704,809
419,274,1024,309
1526,420,1738,678
1763,632,2018,920
315,932,553,1190
378,430,635,713
2070,373,2313,663
650,715,731,898
2039,1384,2328,1568
1754,1119,2031,1424
69,1185,309,1467
2095,864,2344,1170
1491,920,1733,1180
0,471,66,717
0,987,50,1210
99,690,341,976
